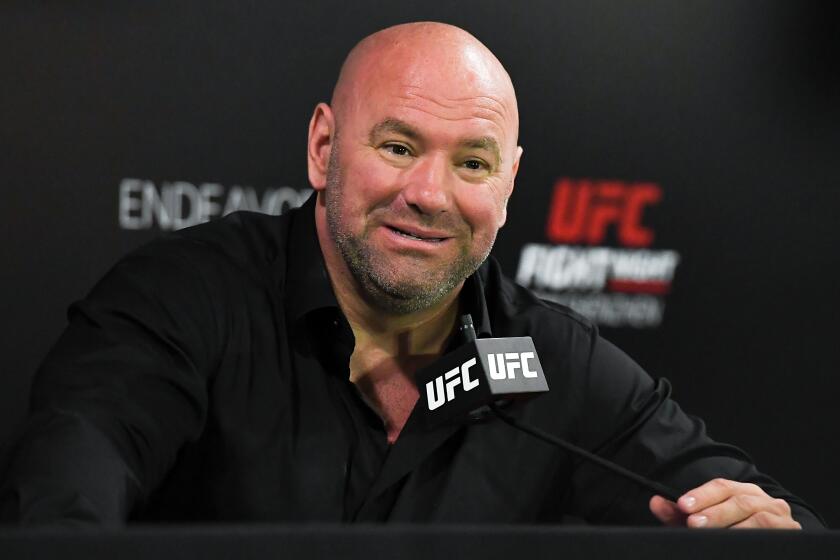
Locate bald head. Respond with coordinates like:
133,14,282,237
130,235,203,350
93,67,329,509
331,22,519,145
306,22,524,315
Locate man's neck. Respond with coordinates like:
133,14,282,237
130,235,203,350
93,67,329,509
341,286,460,356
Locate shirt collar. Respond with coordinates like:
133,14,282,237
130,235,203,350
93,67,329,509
283,192,340,324
283,192,494,339
461,263,494,339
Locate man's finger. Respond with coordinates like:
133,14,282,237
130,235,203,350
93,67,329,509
686,493,769,528
677,478,764,514
649,495,685,527
731,511,802,529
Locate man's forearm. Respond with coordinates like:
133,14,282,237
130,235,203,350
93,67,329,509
0,409,141,525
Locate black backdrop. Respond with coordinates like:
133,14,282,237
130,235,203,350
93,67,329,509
1,1,838,527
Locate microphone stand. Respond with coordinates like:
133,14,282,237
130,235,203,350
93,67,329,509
489,402,681,503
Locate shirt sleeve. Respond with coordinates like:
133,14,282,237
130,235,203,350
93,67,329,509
0,240,221,525
565,333,825,528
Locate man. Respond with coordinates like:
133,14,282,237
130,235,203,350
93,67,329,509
0,22,821,528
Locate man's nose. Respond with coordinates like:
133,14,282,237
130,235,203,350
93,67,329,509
401,153,451,215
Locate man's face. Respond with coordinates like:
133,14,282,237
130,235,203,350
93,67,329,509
318,49,521,314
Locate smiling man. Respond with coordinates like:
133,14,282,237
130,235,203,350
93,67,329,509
0,23,823,528
314,27,520,318
306,24,524,446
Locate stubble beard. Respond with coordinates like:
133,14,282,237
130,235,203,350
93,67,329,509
324,148,493,315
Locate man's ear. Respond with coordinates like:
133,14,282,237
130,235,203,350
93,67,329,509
499,145,524,227
511,145,523,183
307,102,335,191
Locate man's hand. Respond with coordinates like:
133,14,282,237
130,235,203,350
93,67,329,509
649,478,801,529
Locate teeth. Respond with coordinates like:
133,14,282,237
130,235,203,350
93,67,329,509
392,227,441,242
396,229,423,240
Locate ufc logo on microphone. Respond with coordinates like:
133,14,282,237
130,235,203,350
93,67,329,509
425,358,478,411
488,352,537,380
545,178,661,247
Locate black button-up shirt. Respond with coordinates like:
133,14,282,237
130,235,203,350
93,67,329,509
0,195,823,527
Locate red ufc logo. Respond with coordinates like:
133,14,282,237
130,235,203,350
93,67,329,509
545,178,661,247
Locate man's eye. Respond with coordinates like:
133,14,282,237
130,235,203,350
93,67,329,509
463,159,487,171
384,144,410,156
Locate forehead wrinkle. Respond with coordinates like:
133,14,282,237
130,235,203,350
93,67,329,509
390,103,507,143
402,87,512,123
453,98,508,122
394,90,511,133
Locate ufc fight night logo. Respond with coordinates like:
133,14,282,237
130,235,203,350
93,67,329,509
515,178,681,329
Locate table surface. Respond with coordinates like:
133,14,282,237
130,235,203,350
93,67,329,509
1,525,838,560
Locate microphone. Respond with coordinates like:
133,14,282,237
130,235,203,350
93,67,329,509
414,315,549,428
413,314,682,503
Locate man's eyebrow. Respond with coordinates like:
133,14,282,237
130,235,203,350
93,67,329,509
368,118,502,165
368,118,420,143
460,136,502,165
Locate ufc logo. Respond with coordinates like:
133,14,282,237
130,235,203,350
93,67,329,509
425,358,478,411
546,178,661,247
488,352,537,380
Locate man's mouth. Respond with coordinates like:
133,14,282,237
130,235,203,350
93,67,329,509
386,225,447,243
